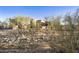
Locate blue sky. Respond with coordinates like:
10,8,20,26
0,6,79,21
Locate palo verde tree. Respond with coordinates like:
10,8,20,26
49,16,62,31
9,16,32,29
64,13,75,31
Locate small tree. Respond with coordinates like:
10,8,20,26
49,16,62,31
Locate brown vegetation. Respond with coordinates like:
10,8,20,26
0,9,79,53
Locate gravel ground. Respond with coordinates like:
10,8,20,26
0,29,79,53
0,30,55,53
